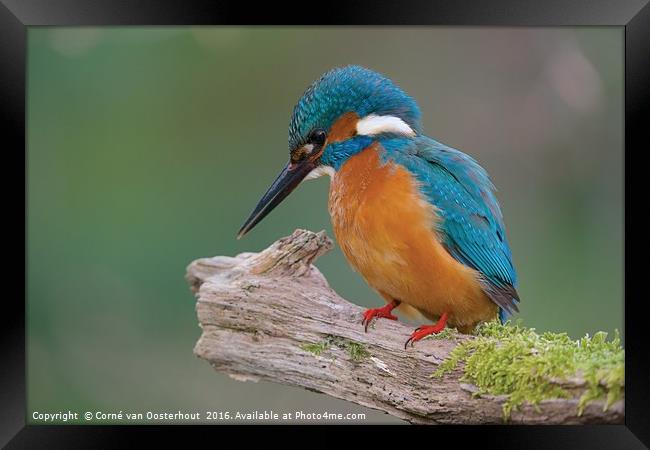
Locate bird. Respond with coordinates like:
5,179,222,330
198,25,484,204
237,65,519,348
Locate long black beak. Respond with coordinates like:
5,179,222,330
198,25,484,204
237,158,316,239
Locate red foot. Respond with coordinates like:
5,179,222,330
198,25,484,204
362,301,400,332
405,312,449,349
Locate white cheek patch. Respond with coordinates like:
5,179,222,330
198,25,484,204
356,114,416,137
304,165,335,181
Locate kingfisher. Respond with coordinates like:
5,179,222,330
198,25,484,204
238,65,519,348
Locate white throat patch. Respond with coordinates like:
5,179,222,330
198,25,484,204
356,114,416,137
304,165,335,181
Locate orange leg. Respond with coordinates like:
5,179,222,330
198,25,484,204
404,312,449,349
362,300,401,332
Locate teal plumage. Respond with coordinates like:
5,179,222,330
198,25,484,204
380,137,519,320
289,66,422,151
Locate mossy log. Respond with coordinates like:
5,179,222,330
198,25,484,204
185,229,624,424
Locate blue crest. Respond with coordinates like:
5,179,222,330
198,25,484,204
288,65,422,151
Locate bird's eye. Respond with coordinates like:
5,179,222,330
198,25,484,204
308,129,327,147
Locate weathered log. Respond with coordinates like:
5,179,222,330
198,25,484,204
185,229,623,424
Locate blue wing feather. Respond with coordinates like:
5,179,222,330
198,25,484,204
381,136,520,317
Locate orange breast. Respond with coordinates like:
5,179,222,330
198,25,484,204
328,144,498,331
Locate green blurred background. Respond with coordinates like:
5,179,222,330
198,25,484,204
27,27,623,424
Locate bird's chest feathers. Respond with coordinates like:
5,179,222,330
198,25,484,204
327,145,492,325
328,145,440,290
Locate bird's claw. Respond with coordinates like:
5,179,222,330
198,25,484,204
361,306,398,332
404,313,449,349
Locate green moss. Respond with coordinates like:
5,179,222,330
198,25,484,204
300,335,370,362
345,341,371,361
432,321,624,421
423,326,458,341
300,341,329,356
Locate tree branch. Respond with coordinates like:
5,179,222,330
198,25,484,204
185,229,623,424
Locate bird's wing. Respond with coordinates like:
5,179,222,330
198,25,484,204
387,137,520,316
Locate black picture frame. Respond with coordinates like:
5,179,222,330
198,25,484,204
2,0,647,447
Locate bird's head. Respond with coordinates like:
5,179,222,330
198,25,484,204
238,65,421,238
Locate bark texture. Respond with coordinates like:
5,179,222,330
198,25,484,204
186,229,624,424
